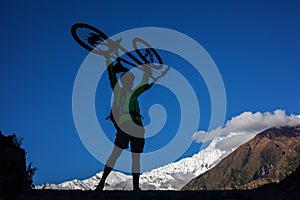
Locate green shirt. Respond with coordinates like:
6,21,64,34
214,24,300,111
107,59,152,126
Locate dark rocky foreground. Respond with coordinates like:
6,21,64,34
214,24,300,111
12,187,299,200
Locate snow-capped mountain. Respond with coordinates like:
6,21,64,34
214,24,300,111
36,138,234,190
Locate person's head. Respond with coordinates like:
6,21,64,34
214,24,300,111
120,71,135,90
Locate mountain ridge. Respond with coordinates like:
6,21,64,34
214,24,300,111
36,138,233,190
37,125,300,191
182,126,300,190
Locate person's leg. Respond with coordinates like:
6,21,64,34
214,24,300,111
131,152,141,190
96,127,130,190
130,126,145,191
106,145,123,167
95,146,123,190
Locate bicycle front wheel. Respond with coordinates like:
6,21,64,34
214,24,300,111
71,23,109,55
132,38,163,70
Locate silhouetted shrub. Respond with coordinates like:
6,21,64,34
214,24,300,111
0,130,37,196
24,162,38,190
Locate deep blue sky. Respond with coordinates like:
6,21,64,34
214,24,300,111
0,0,300,185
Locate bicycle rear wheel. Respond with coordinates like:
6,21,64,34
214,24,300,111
132,38,163,70
71,23,109,55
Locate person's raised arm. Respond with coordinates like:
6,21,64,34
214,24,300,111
134,67,153,97
106,58,118,89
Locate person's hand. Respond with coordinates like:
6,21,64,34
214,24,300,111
142,64,152,74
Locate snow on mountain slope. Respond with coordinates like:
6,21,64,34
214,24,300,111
36,138,233,190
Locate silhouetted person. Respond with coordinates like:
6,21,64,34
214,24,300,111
95,57,153,191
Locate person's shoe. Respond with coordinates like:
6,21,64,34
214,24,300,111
133,187,141,191
94,182,104,191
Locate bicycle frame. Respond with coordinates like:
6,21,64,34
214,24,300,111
101,38,148,68
101,38,168,83
71,22,169,83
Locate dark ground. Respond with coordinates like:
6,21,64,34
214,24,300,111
11,187,299,200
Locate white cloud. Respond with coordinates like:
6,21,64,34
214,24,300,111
192,127,222,143
192,109,300,151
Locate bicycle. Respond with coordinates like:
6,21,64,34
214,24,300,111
71,23,169,82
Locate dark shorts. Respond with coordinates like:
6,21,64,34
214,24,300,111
114,122,145,153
